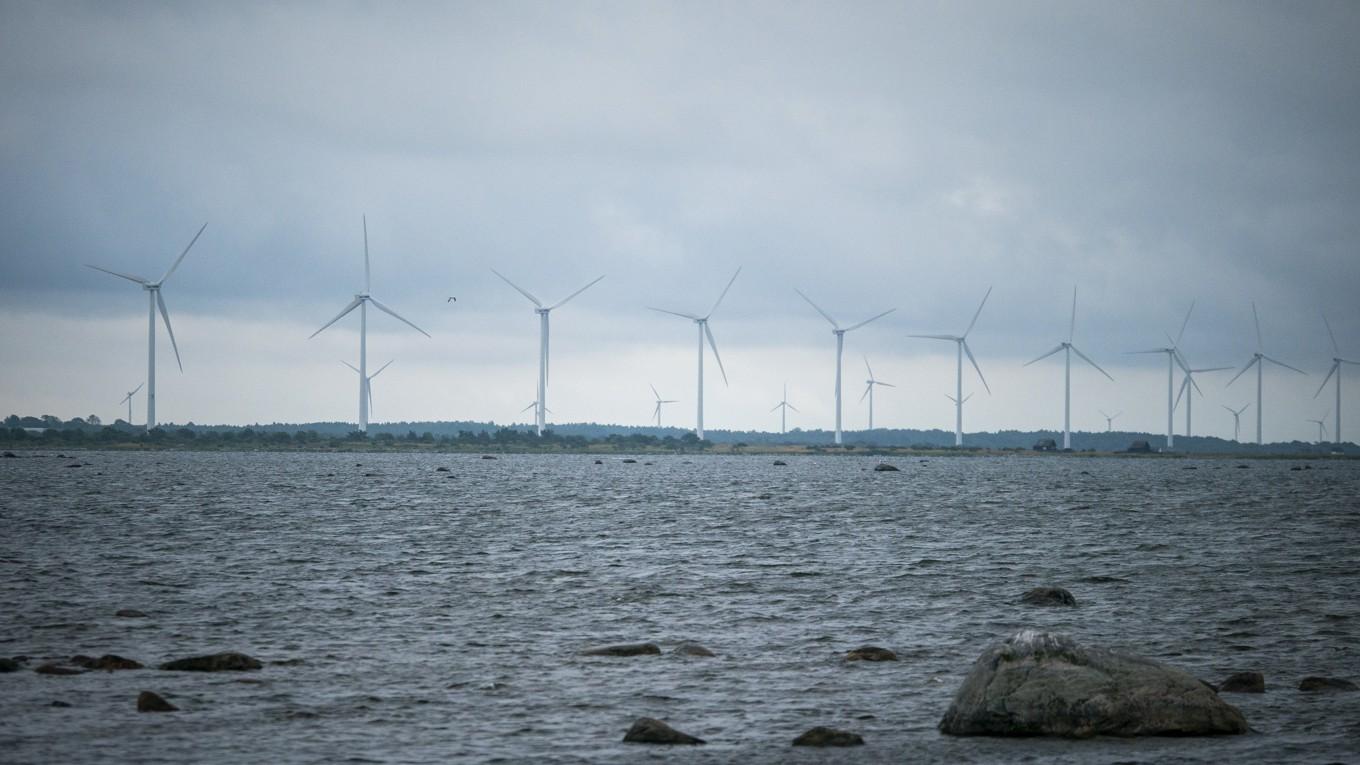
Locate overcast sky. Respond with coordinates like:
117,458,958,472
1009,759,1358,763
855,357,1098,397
2,1,1357,442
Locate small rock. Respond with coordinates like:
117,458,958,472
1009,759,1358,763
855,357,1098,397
72,654,143,671
621,459,637,464
623,717,705,745
1235,464,1249,469
50,700,72,708
873,463,899,472
159,652,262,672
1020,587,1077,607
756,493,773,499
1219,672,1265,693
137,691,178,712
115,609,149,618
594,459,603,464
34,664,84,676
672,642,715,657
480,455,497,460
580,643,661,657
1298,676,1358,692
435,467,450,472
2,451,17,458
0,658,20,672
792,727,864,747
65,463,82,468
845,646,898,662
772,460,787,466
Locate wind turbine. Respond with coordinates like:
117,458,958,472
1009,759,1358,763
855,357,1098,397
650,268,741,440
796,289,894,445
519,400,552,422
493,269,605,437
342,359,393,421
1225,302,1305,445
1173,364,1232,438
1307,414,1329,444
1315,314,1359,443
1024,287,1113,450
650,384,678,427
1126,301,1195,449
310,217,430,433
771,383,799,435
119,383,144,425
1099,409,1121,432
860,357,895,431
1222,403,1250,442
908,287,992,446
86,222,207,429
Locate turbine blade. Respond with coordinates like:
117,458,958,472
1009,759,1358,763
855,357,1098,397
877,381,896,388
907,334,958,341
1221,404,1235,414
843,307,895,332
1192,367,1233,373
370,359,394,378
132,383,143,395
795,288,839,328
1024,344,1065,366
544,314,550,385
1175,299,1195,346
159,222,208,284
369,297,431,337
366,377,373,418
549,274,605,310
1323,313,1340,356
650,383,660,400
704,323,728,385
706,266,741,318
341,360,360,373
363,215,371,294
1251,301,1263,351
1174,376,1189,410
963,393,973,404
1070,345,1113,381
1225,357,1258,387
1068,286,1077,343
490,268,542,307
1315,363,1338,398
1126,348,1172,355
963,285,992,337
859,383,871,402
864,355,874,379
770,402,782,412
520,402,536,413
156,291,183,372
786,403,799,413
648,307,701,321
309,297,363,338
1189,373,1204,397
962,340,991,394
86,264,150,285
1262,355,1306,375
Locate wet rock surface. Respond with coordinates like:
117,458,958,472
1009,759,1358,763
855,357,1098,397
159,652,262,672
845,646,898,662
1298,677,1357,692
1020,587,1077,606
792,726,864,746
622,717,704,744
34,663,84,676
1219,672,1265,693
672,642,715,657
137,691,177,712
873,463,899,472
580,643,660,657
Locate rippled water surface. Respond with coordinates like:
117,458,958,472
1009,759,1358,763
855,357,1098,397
2,451,1358,763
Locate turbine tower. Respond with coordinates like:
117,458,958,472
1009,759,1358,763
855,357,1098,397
650,384,678,427
1099,409,1121,432
649,268,741,440
860,356,895,431
795,289,894,445
86,222,207,430
908,287,992,446
1023,287,1113,450
1315,314,1358,443
1173,364,1232,438
1307,415,1329,444
342,359,393,421
1225,302,1305,445
492,269,605,436
1126,301,1195,450
1222,403,1250,442
119,383,144,426
310,217,429,433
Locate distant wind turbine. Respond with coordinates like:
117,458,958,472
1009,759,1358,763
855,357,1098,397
86,222,207,429
1225,302,1305,445
1099,409,1122,432
796,289,894,445
119,383,144,426
311,217,429,433
860,357,895,431
650,384,678,427
908,287,992,446
341,359,392,420
519,400,552,420
771,383,799,435
1222,403,1250,442
493,269,605,437
1126,301,1195,450
650,268,741,440
1173,363,1232,438
1315,313,1359,444
1307,415,1329,444
1024,287,1113,450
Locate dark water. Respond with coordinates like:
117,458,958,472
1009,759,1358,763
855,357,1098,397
1,451,1357,763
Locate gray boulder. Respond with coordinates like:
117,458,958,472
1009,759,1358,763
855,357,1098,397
623,717,704,744
137,691,177,712
939,630,1248,737
1298,676,1357,692
792,726,864,746
0,658,19,673
159,652,262,672
580,643,660,657
1020,587,1077,607
672,642,715,657
873,463,899,472
72,654,143,671
845,646,898,662
1219,672,1265,693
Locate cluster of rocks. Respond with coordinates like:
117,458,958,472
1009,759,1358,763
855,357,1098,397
12,647,265,713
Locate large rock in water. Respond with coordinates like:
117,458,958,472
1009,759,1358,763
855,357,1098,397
939,630,1248,738
622,717,704,744
159,652,262,671
580,643,660,657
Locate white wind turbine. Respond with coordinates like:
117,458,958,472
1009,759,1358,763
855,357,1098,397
650,384,678,427
1173,362,1232,438
119,383,144,426
796,289,894,445
86,222,207,430
493,269,605,437
860,357,895,431
1024,287,1113,450
1126,302,1196,450
1099,409,1121,432
1307,414,1329,444
650,268,741,440
1222,403,1250,442
310,217,429,433
908,287,992,446
341,359,393,422
770,383,799,435
1225,302,1305,445
1315,314,1359,444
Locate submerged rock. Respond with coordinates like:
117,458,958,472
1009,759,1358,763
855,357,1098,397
115,609,148,618
0,658,20,672
672,642,715,657
873,463,900,472
772,460,787,466
1298,676,1358,692
1219,672,1265,693
480,455,497,460
939,630,1248,737
1020,587,1077,607
621,459,638,464
435,466,450,472
580,643,660,657
34,664,84,676
72,654,143,671
137,691,177,712
792,727,864,747
845,646,898,662
159,652,262,672
50,700,72,708
623,717,704,744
